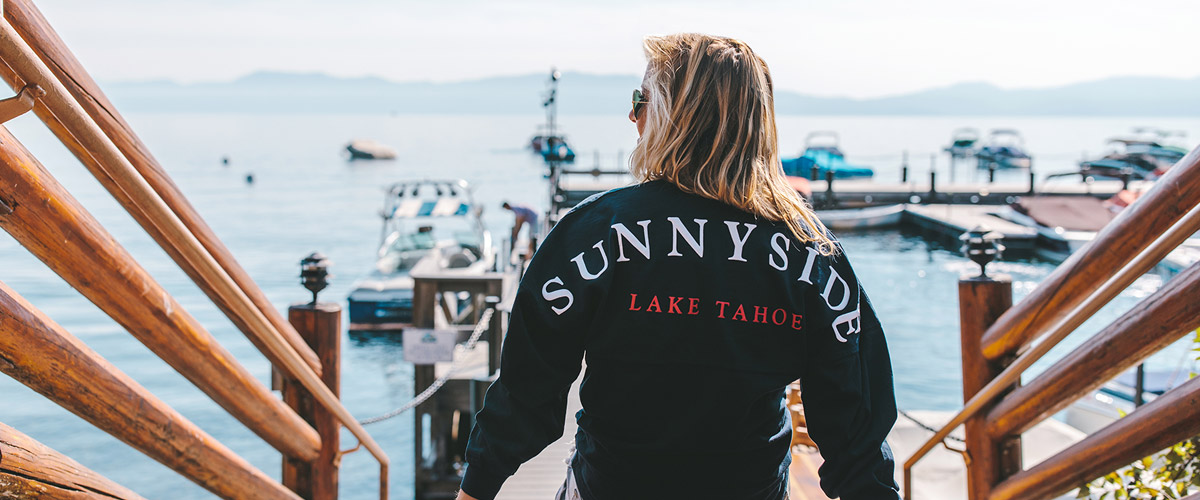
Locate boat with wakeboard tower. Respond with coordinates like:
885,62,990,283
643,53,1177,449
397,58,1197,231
943,127,980,158
1079,128,1189,180
781,130,874,179
346,179,495,331
975,128,1032,169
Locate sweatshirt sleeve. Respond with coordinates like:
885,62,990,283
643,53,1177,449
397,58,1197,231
800,250,900,500
460,214,601,500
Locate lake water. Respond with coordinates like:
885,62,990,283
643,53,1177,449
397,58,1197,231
0,112,1197,499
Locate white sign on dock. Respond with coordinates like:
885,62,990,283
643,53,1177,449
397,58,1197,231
402,329,456,364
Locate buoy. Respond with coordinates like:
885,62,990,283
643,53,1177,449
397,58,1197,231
245,173,254,184
221,156,230,166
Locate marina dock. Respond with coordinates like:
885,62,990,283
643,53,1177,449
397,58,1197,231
555,176,1148,212
902,204,1037,253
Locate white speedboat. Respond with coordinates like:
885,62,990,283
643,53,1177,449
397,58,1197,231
347,179,495,331
817,204,905,231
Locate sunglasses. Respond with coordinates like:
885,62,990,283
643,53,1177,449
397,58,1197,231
632,89,649,116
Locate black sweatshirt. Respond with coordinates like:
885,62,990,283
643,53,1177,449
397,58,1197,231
461,181,900,500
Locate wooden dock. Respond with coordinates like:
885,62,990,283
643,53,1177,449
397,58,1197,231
902,205,1038,253
555,176,1147,213
494,374,583,500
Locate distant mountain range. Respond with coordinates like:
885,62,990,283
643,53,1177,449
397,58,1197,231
102,71,1200,116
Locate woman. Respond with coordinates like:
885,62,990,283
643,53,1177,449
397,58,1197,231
458,34,899,500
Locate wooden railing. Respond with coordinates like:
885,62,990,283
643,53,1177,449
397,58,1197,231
902,144,1200,499
0,1,388,498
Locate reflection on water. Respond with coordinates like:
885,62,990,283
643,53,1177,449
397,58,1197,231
0,112,1195,498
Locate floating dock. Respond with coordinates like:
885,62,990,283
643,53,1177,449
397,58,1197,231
555,177,1146,212
902,204,1037,253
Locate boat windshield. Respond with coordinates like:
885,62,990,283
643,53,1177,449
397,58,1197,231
376,218,483,273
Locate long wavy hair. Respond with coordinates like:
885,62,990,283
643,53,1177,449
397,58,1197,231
630,33,836,255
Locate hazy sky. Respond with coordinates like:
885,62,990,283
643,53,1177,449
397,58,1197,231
38,0,1199,99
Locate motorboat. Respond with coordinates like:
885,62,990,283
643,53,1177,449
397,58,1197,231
817,204,905,231
781,131,874,179
540,135,576,163
345,139,397,160
975,129,1032,169
347,179,495,331
943,127,979,158
533,69,575,164
1079,133,1188,180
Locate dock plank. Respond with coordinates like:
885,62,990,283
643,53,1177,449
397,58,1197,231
903,204,1037,252
494,375,582,500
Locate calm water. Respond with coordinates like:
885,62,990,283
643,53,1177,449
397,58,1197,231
1,112,1197,499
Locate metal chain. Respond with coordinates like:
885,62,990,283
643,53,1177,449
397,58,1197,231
898,408,966,444
359,308,495,426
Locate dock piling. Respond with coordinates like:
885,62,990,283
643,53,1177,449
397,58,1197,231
928,170,937,203
957,259,1020,499
824,170,835,207
282,261,342,500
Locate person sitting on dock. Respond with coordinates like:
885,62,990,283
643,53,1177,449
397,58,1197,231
460,33,900,500
502,201,539,260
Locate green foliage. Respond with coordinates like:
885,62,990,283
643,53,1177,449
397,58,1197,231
1072,331,1200,499
1075,436,1200,499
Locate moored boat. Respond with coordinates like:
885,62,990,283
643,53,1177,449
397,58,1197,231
345,139,397,160
975,129,1032,169
1079,133,1189,180
347,179,495,331
781,131,874,179
817,204,905,231
943,127,979,158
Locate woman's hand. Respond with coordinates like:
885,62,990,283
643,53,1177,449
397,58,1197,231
455,490,479,500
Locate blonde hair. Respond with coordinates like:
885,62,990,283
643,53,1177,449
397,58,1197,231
630,33,836,255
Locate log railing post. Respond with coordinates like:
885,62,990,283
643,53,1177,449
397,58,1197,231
958,275,1019,500
282,302,342,500
412,277,438,500
0,421,146,499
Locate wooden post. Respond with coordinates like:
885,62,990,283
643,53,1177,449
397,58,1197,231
958,276,1020,500
485,296,502,376
412,278,437,500
282,303,342,500
0,421,146,499
824,170,835,207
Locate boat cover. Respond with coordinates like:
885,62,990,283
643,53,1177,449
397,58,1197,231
392,197,471,218
1013,196,1116,232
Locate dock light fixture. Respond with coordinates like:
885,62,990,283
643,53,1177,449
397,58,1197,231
960,226,1004,278
300,252,332,305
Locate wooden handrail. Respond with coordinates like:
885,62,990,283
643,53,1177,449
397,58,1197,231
987,260,1200,438
903,200,1200,498
979,147,1200,360
0,421,146,499
0,125,320,461
0,17,390,492
0,281,299,500
2,0,321,376
988,376,1200,500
